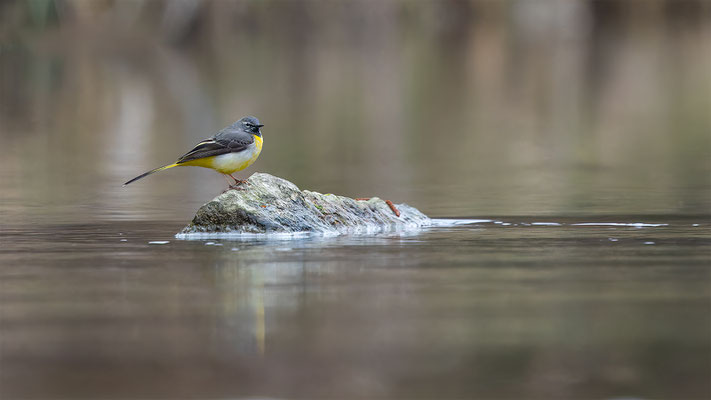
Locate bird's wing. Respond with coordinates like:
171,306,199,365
176,128,254,163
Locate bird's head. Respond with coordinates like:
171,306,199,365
239,116,264,137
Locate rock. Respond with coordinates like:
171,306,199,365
177,173,431,236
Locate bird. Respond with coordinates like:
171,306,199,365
124,116,264,188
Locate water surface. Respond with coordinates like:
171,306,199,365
1,2,710,398
1,217,709,399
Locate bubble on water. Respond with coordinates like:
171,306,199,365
644,241,655,245
148,241,169,245
608,238,618,242
120,239,128,242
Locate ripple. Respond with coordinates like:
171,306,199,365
430,219,493,226
571,222,668,227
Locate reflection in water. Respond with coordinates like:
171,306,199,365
214,254,266,356
0,220,709,398
255,275,265,355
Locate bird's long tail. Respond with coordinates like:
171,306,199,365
123,163,179,186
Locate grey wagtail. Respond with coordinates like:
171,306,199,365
124,116,264,187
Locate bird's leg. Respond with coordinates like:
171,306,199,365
230,174,247,185
220,175,234,193
221,174,246,193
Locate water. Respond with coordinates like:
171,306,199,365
1,217,709,399
2,2,711,398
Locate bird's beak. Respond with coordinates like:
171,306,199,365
256,124,264,128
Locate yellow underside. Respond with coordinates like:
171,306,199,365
178,135,263,174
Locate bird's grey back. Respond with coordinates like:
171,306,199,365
215,124,254,148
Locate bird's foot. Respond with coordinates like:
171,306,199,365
221,184,247,194
224,174,248,189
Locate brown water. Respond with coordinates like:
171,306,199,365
1,218,710,399
1,1,711,399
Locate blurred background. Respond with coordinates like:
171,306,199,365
1,0,710,223
1,2,710,399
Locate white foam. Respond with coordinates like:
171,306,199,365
176,220,434,241
148,241,170,245
429,219,492,227
176,230,333,241
174,218,676,242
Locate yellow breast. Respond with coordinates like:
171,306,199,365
181,135,263,174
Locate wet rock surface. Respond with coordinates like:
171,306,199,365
178,173,431,235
